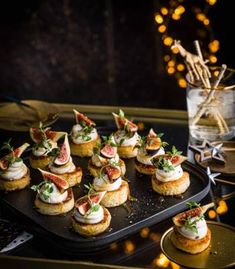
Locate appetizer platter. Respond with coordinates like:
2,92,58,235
0,107,211,253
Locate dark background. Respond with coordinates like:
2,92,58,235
0,0,233,109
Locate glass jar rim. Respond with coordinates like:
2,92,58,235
186,65,235,90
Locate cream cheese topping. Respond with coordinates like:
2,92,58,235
114,130,139,146
71,124,98,144
156,163,183,182
91,154,120,167
32,140,57,157
93,174,122,191
178,217,208,240
0,160,27,180
74,206,104,224
137,147,165,165
39,183,68,204
49,157,76,174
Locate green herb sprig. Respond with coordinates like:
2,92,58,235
31,180,54,200
151,156,174,172
83,184,101,217
0,139,22,166
75,125,93,141
183,215,204,235
167,145,182,157
186,201,201,209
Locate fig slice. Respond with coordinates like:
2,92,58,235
30,127,66,143
0,143,30,170
169,155,187,167
146,129,162,150
54,134,70,165
104,165,121,182
100,144,116,159
73,109,95,126
75,191,106,215
112,112,138,132
38,169,69,191
172,203,214,227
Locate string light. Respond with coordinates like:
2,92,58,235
167,67,175,75
161,7,169,15
124,240,135,254
154,0,219,88
207,0,217,5
178,78,187,88
163,36,173,46
209,55,217,63
140,227,150,238
155,14,164,24
209,40,220,53
158,25,167,33
164,55,171,62
208,209,217,219
177,63,185,71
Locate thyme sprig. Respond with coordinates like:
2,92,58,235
84,184,101,217
151,156,174,172
75,125,93,141
187,201,201,209
167,145,182,157
183,215,205,235
31,180,54,200
0,139,22,166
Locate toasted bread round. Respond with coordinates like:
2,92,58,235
72,207,111,237
88,159,126,177
0,169,30,191
117,145,138,159
29,154,51,169
151,172,190,196
50,166,83,187
34,188,74,215
135,159,155,175
70,136,101,157
101,180,129,208
170,226,211,254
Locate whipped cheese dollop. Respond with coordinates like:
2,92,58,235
137,147,165,165
32,140,57,157
49,157,76,174
39,183,68,204
74,205,104,224
156,160,183,182
71,124,98,144
91,154,120,167
0,160,27,180
114,130,139,146
178,216,207,240
93,174,122,191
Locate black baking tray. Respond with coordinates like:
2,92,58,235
0,154,210,253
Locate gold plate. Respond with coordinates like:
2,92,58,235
0,100,59,131
160,221,235,269
195,141,235,177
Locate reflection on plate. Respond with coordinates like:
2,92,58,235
0,100,59,131
160,221,235,269
195,141,235,177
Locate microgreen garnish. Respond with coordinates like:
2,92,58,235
119,109,125,118
32,139,53,155
151,156,174,172
31,180,54,200
75,125,93,141
84,184,101,217
0,139,22,166
187,201,201,209
167,146,182,157
101,135,117,147
183,215,204,235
